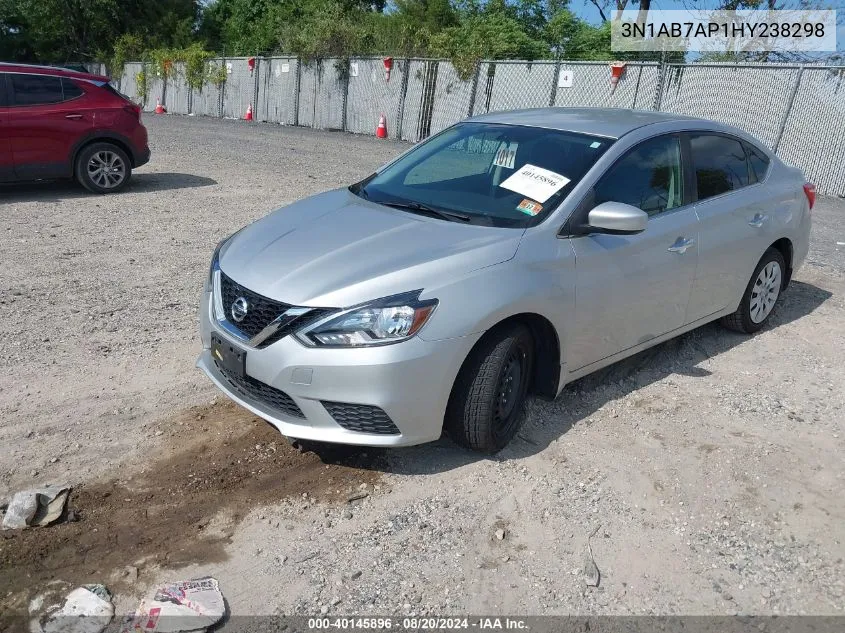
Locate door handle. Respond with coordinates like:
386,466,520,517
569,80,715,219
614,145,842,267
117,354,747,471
668,237,695,254
748,213,769,228
65,113,83,119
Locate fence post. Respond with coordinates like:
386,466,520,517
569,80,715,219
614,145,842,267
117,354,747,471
653,61,668,111
396,58,411,140
483,62,495,113
467,63,481,117
341,59,350,132
631,63,644,109
253,56,261,121
773,65,804,154
294,59,301,126
219,56,226,118
548,59,561,107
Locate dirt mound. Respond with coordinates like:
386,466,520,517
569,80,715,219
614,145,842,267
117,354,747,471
0,400,382,611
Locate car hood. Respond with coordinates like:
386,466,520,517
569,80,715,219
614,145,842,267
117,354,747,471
218,189,522,307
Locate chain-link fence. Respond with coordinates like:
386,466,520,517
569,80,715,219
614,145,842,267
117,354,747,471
113,57,845,196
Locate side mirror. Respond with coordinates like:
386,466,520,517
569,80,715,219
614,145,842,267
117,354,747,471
584,201,648,235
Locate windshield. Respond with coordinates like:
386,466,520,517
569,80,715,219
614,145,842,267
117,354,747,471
351,122,613,227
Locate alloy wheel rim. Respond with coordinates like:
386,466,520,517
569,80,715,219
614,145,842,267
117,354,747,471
750,261,782,324
87,151,126,189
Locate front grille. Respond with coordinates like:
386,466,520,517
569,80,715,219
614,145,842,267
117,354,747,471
322,401,400,435
214,360,304,419
219,271,334,347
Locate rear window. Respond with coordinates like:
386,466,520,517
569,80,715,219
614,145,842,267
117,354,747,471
10,73,64,106
62,78,84,100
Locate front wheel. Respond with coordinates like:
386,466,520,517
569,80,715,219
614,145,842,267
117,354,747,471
720,248,786,334
75,143,132,193
445,324,534,453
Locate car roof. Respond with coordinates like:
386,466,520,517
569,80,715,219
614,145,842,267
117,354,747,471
0,62,109,83
469,107,708,140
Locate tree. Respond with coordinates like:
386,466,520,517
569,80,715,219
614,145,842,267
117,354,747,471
431,11,550,77
0,0,198,62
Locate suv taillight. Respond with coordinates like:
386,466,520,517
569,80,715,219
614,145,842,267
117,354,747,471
123,103,141,119
803,183,816,211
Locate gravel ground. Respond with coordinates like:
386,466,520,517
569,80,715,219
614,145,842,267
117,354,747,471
1,115,843,618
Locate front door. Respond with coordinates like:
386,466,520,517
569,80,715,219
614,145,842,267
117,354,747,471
568,133,699,371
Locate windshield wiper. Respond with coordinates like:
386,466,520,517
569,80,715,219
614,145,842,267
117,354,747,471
380,200,472,223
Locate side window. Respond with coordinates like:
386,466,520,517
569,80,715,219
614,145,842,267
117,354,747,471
690,134,751,200
744,143,771,183
10,74,64,106
594,135,684,217
62,78,84,101
0,74,7,107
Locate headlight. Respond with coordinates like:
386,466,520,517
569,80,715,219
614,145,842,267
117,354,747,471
205,231,240,290
295,291,437,347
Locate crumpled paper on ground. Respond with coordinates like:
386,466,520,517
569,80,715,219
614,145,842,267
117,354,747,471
119,577,225,633
2,485,70,530
35,584,114,633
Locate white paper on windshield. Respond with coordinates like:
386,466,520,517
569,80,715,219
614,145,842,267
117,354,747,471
499,164,570,203
493,143,518,169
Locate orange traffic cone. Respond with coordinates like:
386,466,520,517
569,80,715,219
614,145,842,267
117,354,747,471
244,103,253,121
376,113,387,139
154,97,166,114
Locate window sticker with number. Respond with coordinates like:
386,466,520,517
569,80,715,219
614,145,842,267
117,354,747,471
499,164,571,203
493,142,518,169
516,199,543,216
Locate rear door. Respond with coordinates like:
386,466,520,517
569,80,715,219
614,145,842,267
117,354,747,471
0,73,13,182
568,133,700,371
684,133,783,321
7,73,92,180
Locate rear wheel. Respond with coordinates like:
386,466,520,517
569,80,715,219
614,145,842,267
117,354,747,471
445,324,534,453
75,143,132,193
720,248,786,334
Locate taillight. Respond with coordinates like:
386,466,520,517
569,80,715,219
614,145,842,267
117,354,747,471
123,103,141,119
803,183,816,211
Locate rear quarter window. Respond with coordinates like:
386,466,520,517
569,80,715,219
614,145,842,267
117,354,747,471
62,78,84,100
0,74,7,107
745,143,771,183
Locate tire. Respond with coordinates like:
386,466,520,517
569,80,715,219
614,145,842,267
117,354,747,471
720,248,786,334
445,324,534,453
75,142,132,194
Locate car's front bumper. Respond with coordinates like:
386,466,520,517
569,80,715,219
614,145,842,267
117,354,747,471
197,290,481,447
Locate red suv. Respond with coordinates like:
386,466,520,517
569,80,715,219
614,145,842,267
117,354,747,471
0,63,150,193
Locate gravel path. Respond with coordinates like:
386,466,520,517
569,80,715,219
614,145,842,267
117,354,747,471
1,115,843,618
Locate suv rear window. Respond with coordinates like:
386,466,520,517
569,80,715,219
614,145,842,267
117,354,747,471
10,73,64,106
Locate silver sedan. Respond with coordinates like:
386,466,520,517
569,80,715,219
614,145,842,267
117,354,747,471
198,108,813,453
